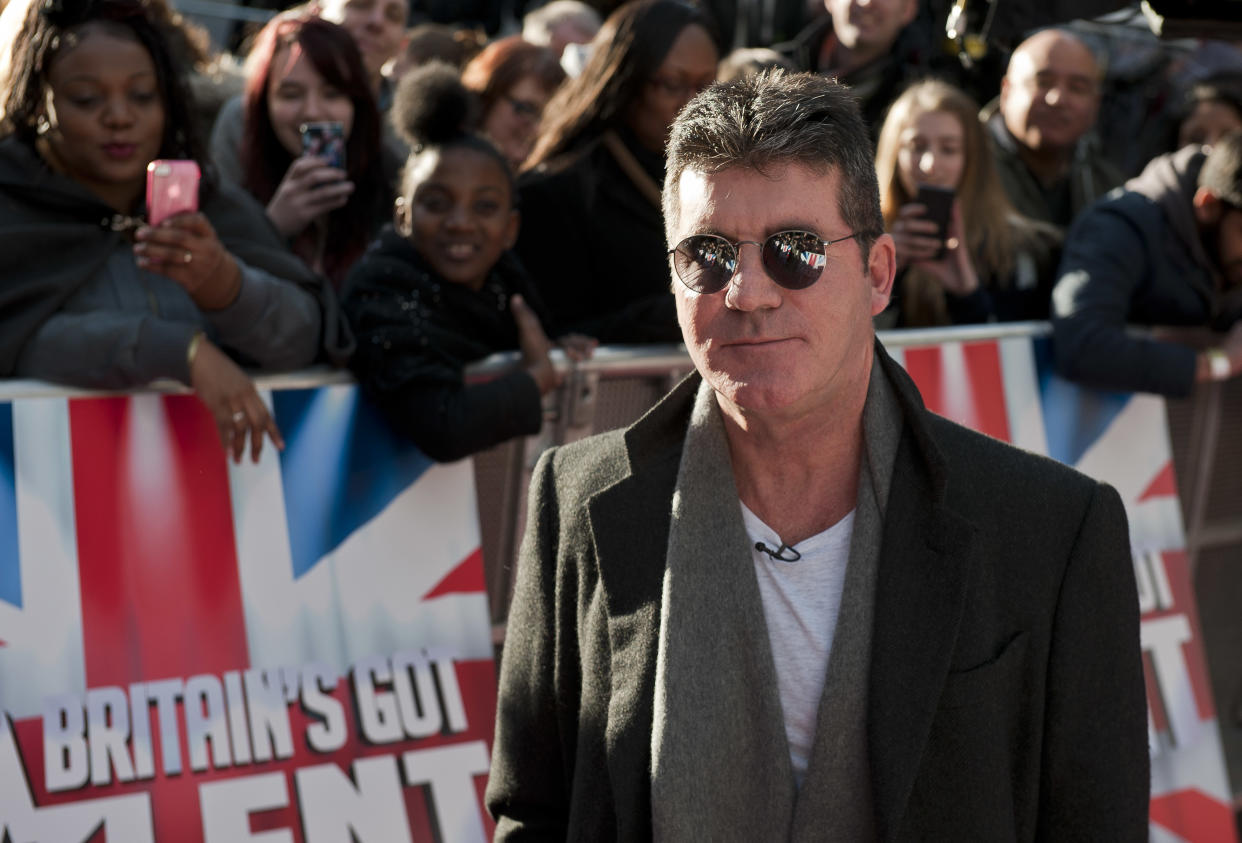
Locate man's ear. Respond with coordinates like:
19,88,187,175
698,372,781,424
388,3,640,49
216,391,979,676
1194,186,1222,226
867,232,897,317
394,195,412,236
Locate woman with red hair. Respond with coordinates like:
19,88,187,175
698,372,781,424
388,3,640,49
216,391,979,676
233,12,392,287
460,35,565,170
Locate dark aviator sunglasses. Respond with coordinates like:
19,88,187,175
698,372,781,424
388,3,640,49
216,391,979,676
668,229,877,294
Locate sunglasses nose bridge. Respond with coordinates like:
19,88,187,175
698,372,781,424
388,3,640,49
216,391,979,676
729,239,767,282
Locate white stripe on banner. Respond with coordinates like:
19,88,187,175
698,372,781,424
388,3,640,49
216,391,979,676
998,336,1049,455
228,390,491,675
0,398,86,720
1074,393,1185,553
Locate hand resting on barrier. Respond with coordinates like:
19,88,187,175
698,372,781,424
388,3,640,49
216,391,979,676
189,337,285,463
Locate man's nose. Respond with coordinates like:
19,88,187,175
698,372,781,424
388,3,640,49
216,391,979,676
724,244,783,311
1044,85,1064,106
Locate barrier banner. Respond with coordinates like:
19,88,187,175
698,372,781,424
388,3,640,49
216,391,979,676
0,385,497,842
890,335,1237,843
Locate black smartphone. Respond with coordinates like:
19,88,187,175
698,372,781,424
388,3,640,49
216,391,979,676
299,121,346,169
914,184,955,260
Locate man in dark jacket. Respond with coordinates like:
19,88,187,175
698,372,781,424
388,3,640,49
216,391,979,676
775,0,921,136
984,28,1122,230
488,70,1149,841
1052,131,1242,396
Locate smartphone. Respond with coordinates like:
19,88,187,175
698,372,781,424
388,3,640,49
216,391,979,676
300,121,347,169
146,160,200,226
914,184,955,260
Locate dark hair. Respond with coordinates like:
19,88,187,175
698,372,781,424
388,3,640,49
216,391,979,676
391,61,514,202
398,23,482,71
239,12,386,286
1199,130,1242,209
3,0,205,165
664,69,883,262
460,35,565,118
523,0,719,171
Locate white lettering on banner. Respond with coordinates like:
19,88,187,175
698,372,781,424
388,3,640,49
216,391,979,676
148,677,186,775
129,682,156,779
199,771,292,843
1142,614,1199,755
37,654,476,791
402,742,491,843
353,651,470,745
42,694,88,792
1134,551,1174,614
223,670,253,765
295,755,413,842
354,654,405,744
86,686,136,785
185,674,232,772
301,664,347,753
244,668,296,763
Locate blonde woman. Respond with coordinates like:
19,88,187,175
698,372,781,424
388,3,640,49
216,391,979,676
876,79,1060,328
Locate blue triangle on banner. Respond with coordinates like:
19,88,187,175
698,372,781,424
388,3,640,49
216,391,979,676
273,387,433,579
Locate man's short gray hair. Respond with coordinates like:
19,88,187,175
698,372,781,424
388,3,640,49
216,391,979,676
663,70,884,261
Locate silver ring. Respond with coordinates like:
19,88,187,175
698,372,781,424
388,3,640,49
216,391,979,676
232,410,245,424
183,251,193,264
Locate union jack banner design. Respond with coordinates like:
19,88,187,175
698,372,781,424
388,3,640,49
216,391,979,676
891,335,1236,843
0,385,497,842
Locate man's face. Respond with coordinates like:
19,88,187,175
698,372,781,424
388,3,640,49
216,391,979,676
1000,32,1100,153
670,163,894,421
825,0,917,53
318,0,406,83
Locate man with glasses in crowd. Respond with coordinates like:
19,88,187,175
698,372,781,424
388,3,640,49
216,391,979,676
487,70,1149,840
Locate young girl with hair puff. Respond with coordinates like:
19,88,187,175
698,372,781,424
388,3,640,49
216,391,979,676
342,64,595,462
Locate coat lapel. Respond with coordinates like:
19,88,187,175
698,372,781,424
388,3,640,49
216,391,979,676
868,347,978,841
585,375,697,841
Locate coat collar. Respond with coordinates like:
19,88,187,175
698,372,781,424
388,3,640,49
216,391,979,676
587,343,977,839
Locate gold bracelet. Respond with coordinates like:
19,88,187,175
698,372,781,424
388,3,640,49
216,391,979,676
186,331,206,372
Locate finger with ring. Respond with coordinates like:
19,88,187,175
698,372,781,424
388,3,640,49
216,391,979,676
232,410,246,425
183,250,193,264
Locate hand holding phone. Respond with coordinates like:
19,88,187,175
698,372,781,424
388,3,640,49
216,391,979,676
146,160,200,226
300,121,346,169
913,184,955,261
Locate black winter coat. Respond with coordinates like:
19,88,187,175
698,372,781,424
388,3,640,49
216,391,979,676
342,227,549,461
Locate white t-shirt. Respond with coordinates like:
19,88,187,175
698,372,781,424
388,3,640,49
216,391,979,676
740,502,855,786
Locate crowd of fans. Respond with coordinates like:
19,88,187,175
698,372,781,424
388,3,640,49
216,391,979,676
1,0,1240,462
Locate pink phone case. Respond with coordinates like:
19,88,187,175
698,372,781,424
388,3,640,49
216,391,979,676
146,160,201,225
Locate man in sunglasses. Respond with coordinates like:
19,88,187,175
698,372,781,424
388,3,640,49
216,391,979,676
488,71,1148,840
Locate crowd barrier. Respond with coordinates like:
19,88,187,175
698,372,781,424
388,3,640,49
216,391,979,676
1,322,1240,841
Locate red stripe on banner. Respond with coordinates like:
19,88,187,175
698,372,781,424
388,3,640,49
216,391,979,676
901,346,945,417
1139,462,1178,502
901,342,1011,442
69,395,250,686
422,548,487,599
961,341,1011,442
1150,788,1239,842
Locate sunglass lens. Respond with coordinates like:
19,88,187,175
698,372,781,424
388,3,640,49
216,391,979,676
763,231,827,289
674,235,735,293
